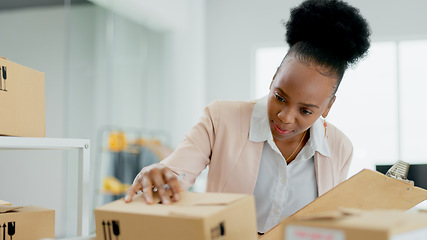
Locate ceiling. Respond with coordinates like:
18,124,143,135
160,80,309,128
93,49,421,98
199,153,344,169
0,0,91,11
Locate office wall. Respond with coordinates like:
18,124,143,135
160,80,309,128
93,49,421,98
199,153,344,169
205,0,427,103
0,0,206,237
0,5,71,236
87,0,206,147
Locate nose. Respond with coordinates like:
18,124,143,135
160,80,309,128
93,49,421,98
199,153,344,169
277,107,295,124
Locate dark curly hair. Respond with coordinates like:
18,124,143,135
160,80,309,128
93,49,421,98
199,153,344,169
282,0,371,94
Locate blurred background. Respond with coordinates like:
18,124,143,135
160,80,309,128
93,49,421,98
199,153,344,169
0,0,426,237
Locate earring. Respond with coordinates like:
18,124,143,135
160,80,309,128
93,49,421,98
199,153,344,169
323,118,328,139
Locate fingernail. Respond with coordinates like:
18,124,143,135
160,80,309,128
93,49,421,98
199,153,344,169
174,193,180,201
124,196,130,202
163,198,170,204
145,195,152,204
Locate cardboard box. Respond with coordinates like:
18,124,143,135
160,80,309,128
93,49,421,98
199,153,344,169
0,57,45,137
283,209,427,240
0,205,55,240
261,169,427,239
94,191,258,240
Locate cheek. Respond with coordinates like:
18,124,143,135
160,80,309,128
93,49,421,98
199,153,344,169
267,101,280,118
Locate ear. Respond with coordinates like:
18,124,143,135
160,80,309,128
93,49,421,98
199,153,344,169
322,95,336,118
270,67,280,89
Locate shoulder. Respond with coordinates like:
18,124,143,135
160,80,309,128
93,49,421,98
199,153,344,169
326,122,353,154
202,100,257,139
205,100,257,122
207,100,256,112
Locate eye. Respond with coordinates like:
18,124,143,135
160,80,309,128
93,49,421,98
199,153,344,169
274,93,285,103
301,109,313,115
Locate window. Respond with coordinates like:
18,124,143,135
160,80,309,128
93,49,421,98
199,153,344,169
254,47,288,99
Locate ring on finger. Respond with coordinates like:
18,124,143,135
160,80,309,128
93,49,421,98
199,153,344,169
153,184,170,192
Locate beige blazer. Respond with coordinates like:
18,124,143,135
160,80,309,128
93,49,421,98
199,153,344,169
161,100,353,196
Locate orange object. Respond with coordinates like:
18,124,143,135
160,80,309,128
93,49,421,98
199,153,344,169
108,131,127,152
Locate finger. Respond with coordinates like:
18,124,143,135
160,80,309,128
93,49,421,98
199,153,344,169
163,170,181,202
141,175,154,204
151,171,171,204
124,176,142,203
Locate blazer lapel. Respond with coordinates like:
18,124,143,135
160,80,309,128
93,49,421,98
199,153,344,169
221,140,264,194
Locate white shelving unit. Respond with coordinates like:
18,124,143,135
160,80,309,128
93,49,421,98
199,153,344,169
0,136,91,236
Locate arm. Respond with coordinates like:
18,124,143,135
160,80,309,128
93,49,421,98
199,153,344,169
159,101,220,189
338,143,353,183
125,102,220,204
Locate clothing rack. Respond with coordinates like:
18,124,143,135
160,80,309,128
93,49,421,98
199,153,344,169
94,126,172,204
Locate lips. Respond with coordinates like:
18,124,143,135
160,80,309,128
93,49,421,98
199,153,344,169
273,122,292,135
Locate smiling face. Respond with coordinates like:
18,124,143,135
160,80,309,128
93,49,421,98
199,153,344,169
267,58,337,142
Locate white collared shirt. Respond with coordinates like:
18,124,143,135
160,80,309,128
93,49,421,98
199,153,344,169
250,96,331,233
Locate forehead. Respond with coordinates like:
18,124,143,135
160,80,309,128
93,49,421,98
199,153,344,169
272,60,335,103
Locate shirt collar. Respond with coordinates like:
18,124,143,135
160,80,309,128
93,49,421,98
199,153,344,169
307,118,331,158
249,95,330,158
249,96,270,142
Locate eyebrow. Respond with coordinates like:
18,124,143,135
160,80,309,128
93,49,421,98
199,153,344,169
276,87,320,109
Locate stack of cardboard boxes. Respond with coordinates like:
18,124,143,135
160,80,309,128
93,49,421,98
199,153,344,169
0,58,54,239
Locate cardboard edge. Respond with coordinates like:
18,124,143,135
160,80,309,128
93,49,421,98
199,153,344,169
262,169,427,237
0,57,45,74
0,200,12,206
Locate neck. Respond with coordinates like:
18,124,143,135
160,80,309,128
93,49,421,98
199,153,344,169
274,130,309,164
274,130,308,145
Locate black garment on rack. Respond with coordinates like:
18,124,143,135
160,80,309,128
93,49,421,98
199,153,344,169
106,146,160,201
112,145,160,185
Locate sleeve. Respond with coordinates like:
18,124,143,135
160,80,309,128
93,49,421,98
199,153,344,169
326,122,354,185
158,101,220,190
338,143,353,183
333,126,354,183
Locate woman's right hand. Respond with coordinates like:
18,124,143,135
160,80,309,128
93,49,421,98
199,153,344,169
124,163,182,205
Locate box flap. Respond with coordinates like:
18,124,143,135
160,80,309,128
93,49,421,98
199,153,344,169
0,205,22,213
96,191,249,218
0,205,53,214
175,192,246,206
0,200,12,206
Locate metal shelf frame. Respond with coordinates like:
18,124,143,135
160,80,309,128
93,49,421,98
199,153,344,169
0,136,91,236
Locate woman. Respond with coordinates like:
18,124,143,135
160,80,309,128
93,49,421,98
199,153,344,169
125,0,370,233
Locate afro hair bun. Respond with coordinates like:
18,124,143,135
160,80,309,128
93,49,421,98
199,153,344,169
285,0,371,66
